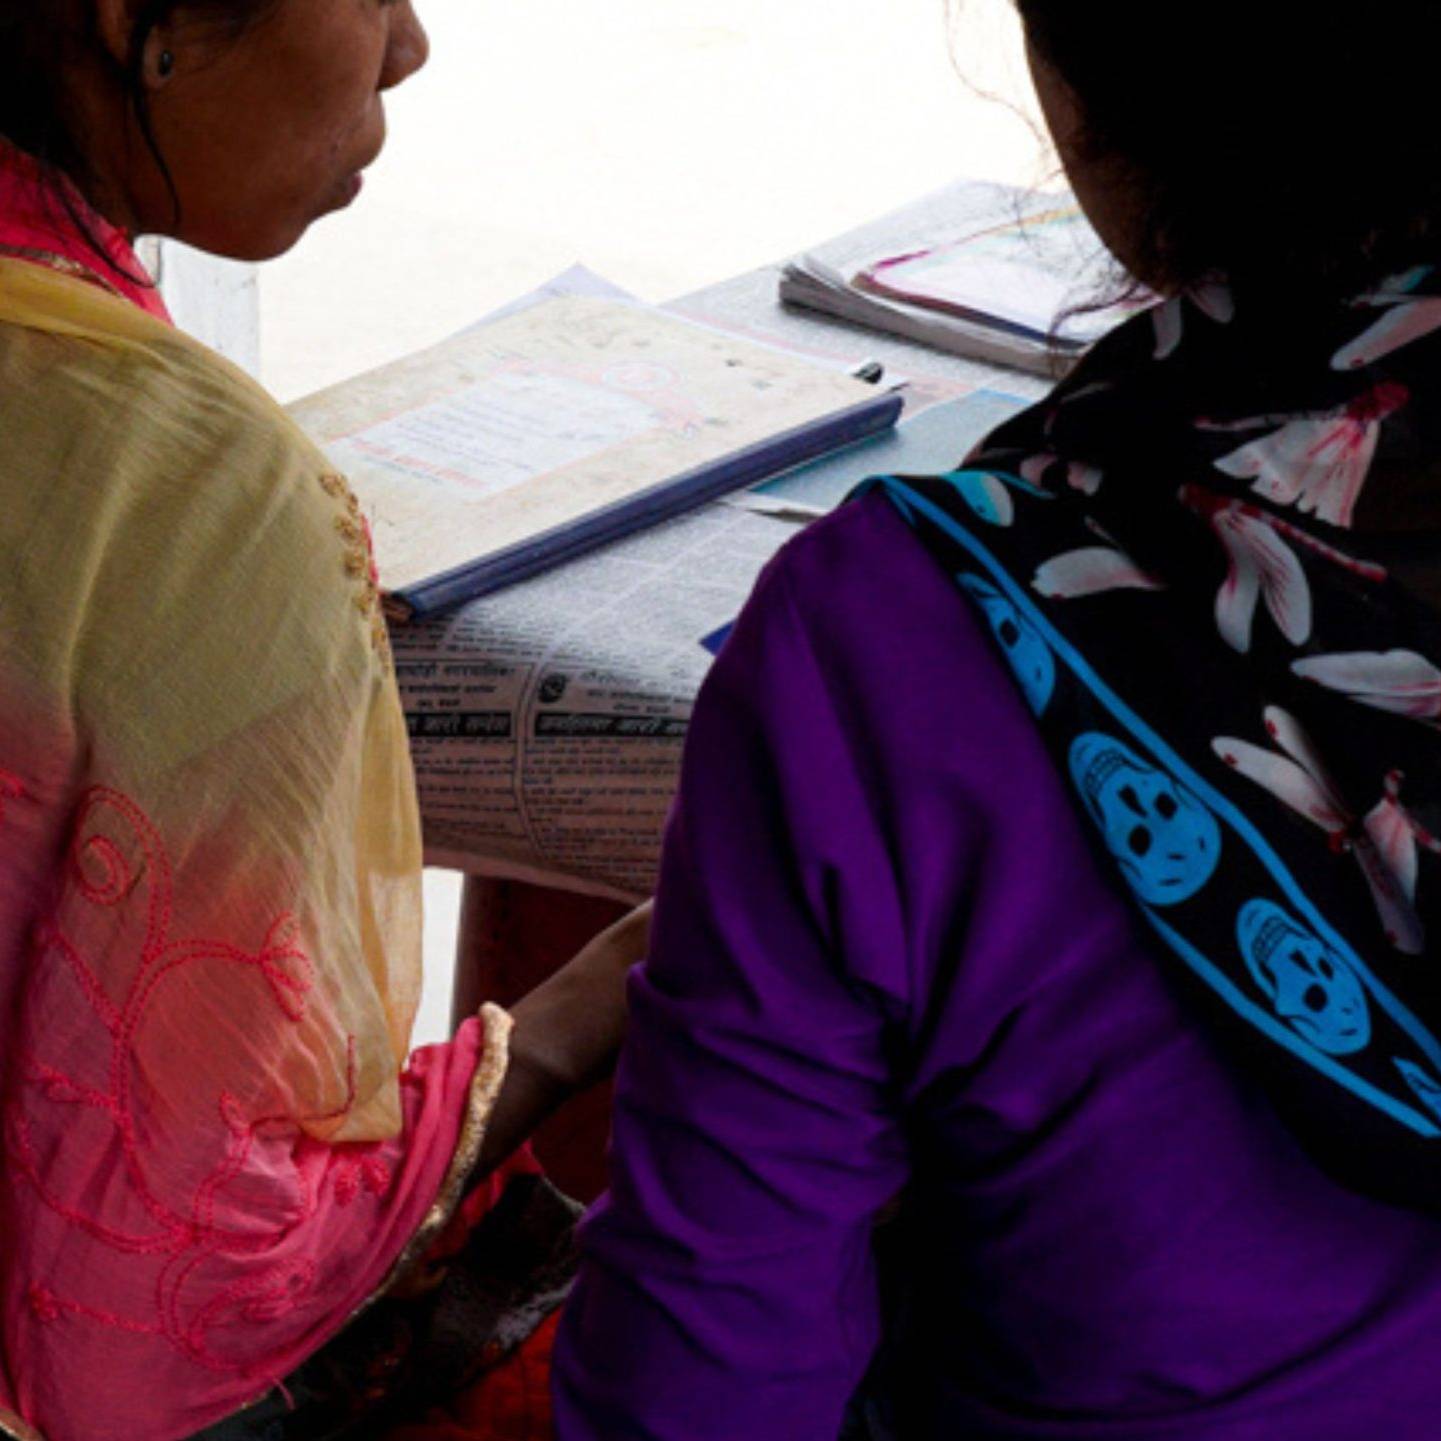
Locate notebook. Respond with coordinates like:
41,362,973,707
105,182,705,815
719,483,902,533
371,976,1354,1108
779,183,1152,375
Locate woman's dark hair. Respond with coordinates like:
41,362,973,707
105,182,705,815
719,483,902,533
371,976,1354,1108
0,0,277,238
1015,3,1441,301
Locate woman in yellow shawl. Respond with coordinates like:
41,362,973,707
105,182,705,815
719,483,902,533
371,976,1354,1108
0,3,643,1438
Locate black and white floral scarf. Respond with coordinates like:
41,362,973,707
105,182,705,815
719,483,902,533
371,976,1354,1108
861,268,1441,1210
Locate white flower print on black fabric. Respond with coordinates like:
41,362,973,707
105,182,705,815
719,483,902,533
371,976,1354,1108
1020,451,1104,497
1213,707,1424,953
1293,649,1441,722
1333,267,1441,371
1200,381,1409,529
1033,519,1165,600
1011,382,1115,496
1366,770,1441,911
1180,485,1386,653
1152,279,1236,360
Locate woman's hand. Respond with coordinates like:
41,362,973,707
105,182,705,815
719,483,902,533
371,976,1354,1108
475,900,653,1176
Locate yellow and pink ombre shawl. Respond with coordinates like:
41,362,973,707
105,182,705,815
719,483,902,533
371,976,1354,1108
0,151,511,1441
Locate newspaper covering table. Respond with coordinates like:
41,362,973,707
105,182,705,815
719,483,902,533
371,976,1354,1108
390,501,802,900
292,182,1053,902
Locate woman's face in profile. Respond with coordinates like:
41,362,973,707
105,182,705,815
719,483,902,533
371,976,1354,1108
133,0,429,259
1024,33,1154,290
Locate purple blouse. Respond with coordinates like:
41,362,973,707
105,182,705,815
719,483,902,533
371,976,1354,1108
553,491,1441,1439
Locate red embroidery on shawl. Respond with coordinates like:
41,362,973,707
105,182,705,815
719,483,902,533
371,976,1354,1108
333,1149,393,1209
2,784,381,1376
28,1283,165,1337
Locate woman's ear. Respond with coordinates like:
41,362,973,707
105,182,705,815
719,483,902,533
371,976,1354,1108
90,0,139,67
90,0,177,87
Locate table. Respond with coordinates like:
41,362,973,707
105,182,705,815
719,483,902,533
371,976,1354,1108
300,182,1055,1196
388,184,1049,899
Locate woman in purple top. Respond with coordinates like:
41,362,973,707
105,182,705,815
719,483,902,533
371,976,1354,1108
556,4,1441,1437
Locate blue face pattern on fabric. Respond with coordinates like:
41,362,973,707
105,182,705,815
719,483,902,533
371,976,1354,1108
938,468,1052,528
1238,900,1372,1055
1070,733,1222,905
857,259,1441,1198
958,573,1055,714
945,470,1012,527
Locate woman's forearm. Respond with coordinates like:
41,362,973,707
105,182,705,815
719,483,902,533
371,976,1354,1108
475,900,652,1175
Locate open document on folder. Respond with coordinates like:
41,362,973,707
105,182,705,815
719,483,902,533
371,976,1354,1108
290,293,902,618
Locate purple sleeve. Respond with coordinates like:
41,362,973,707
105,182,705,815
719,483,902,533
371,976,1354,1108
552,533,918,1440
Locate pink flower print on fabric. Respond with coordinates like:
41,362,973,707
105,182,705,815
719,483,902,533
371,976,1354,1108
1033,519,1165,600
1180,484,1386,654
1366,770,1441,910
1152,280,1236,360
1332,267,1441,370
1213,707,1424,952
1203,381,1409,528
1181,486,1310,652
1293,649,1441,722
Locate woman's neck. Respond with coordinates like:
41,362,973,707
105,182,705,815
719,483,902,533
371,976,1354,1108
0,139,169,321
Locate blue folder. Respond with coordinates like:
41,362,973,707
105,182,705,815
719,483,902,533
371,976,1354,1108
388,388,904,618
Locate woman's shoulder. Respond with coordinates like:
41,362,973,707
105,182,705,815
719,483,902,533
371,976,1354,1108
739,487,1050,788
0,267,333,528
0,288,388,722
724,486,1153,1010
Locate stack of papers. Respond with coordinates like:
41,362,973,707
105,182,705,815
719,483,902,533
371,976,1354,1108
779,183,1152,376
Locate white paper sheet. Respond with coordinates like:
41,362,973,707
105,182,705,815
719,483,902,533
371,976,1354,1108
329,370,662,500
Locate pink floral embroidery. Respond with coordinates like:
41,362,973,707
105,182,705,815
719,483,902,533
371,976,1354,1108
334,1150,394,1209
1213,707,1425,952
1201,381,1409,528
1180,484,1385,653
1292,648,1441,723
2,784,379,1376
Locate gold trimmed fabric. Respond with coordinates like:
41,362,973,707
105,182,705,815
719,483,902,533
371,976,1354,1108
377,1002,516,1301
0,1409,45,1441
0,242,125,302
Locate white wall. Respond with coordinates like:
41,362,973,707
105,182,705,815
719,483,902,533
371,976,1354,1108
141,238,260,376
258,0,1047,403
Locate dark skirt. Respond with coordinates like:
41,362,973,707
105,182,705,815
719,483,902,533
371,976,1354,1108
193,1175,579,1441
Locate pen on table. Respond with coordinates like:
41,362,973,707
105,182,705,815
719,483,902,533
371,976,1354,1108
849,358,886,384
